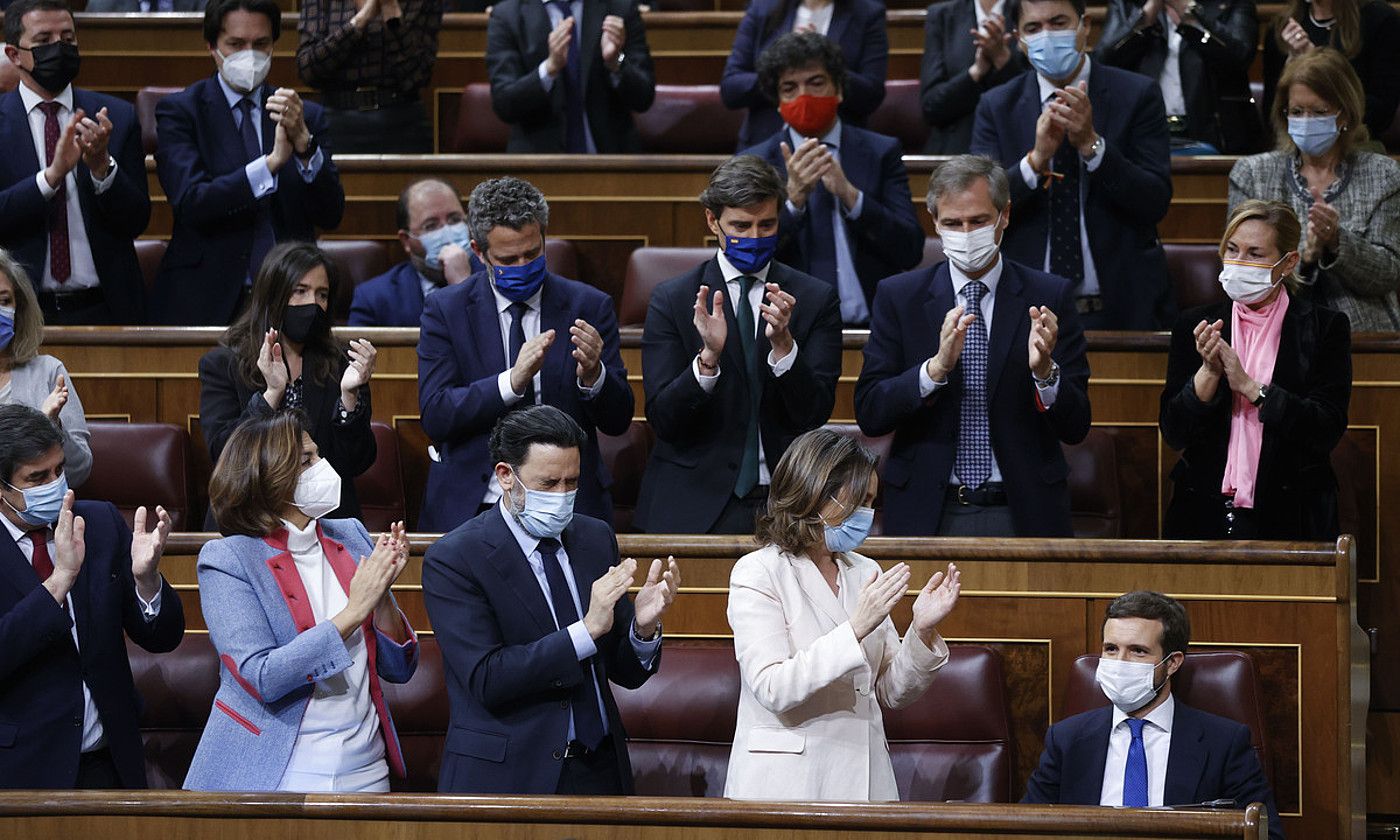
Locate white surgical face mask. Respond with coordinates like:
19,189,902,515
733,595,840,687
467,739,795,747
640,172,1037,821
218,48,272,94
1094,655,1169,713
1218,256,1285,305
939,218,1003,274
293,458,342,520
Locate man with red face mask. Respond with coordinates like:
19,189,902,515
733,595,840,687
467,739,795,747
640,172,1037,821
740,31,924,327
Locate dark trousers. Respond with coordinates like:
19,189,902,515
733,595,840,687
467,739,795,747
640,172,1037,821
323,101,433,154
75,748,122,789
555,738,624,795
42,299,115,326
935,501,1016,536
710,486,769,535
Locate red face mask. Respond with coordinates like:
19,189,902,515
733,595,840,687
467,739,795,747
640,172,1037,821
778,94,840,137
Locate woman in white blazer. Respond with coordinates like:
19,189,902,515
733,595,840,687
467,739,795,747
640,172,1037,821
724,429,961,802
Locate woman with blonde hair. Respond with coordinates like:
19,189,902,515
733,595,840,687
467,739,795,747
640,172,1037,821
724,428,961,801
0,250,92,487
1159,199,1352,539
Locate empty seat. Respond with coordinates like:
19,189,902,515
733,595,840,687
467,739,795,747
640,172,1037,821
1165,242,1227,311
544,237,581,282
84,421,194,531
620,247,713,326
916,236,946,272
354,421,407,532
136,86,182,156
0,46,18,95
317,239,392,323
448,82,510,153
380,637,452,792
598,421,655,533
866,78,929,156
635,85,745,154
1064,428,1122,539
128,634,221,790
1063,650,1272,787
134,239,168,296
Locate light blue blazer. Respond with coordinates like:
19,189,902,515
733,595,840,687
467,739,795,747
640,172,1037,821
184,518,418,791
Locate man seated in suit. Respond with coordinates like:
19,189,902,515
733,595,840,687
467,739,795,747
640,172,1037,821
153,0,345,325
970,0,1173,330
741,31,923,327
854,154,1090,537
0,404,185,789
0,0,152,325
635,154,843,535
1024,590,1284,840
485,0,655,153
349,177,484,327
417,176,633,533
422,405,679,794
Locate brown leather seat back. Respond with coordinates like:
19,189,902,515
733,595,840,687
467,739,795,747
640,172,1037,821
1165,243,1227,311
635,85,744,153
128,635,220,789
1064,428,1123,538
916,236,945,271
1063,651,1271,786
0,46,18,95
598,421,654,533
135,239,168,296
84,421,193,530
620,247,713,326
882,644,1014,802
318,240,392,324
354,422,407,532
136,86,182,156
866,78,929,155
449,82,511,153
613,641,741,797
380,637,453,791
544,238,581,281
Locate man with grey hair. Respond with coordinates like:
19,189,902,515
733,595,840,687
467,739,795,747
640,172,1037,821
854,153,1091,536
417,175,634,532
635,155,843,534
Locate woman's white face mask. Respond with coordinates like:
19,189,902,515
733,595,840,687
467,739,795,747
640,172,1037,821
1218,255,1287,304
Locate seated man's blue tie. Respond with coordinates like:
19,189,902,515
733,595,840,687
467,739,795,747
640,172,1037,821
1123,717,1149,807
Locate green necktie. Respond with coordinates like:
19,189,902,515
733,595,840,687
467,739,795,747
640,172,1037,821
734,275,761,498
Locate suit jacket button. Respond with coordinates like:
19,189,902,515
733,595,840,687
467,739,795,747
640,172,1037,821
552,750,562,761
560,700,568,709
553,679,563,687
73,716,82,726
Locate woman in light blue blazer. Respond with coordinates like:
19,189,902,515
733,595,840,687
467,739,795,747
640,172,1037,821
185,411,418,792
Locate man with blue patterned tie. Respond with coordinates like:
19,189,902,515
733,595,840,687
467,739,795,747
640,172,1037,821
1023,591,1284,840
854,154,1090,537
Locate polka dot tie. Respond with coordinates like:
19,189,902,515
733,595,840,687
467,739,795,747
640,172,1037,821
38,101,72,285
1048,100,1084,286
1123,717,1149,807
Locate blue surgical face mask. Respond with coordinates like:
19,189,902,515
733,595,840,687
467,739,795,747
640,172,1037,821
509,475,576,539
490,253,548,303
3,473,69,527
824,500,875,554
1288,114,1340,158
721,229,779,275
418,222,472,271
1023,28,1083,81
0,305,15,351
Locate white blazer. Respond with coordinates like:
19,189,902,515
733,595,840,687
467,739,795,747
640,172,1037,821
723,544,949,802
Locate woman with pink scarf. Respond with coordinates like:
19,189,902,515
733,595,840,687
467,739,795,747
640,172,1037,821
1159,199,1352,539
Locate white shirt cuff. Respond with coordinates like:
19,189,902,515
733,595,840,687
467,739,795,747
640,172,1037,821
90,159,118,194
768,340,798,377
538,60,556,91
567,619,598,661
498,370,526,405
843,190,865,220
630,620,661,669
692,355,720,392
1084,138,1106,172
1035,375,1060,407
577,368,606,397
785,198,806,218
293,147,325,182
135,582,163,621
1020,155,1040,189
246,158,277,197
918,362,948,398
35,171,59,200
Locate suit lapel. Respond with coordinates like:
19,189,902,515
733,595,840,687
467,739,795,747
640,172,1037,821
826,2,851,48
262,529,317,632
482,507,557,635
257,84,275,157
200,76,246,173
1087,65,1113,165
537,276,572,404
985,260,1024,399
524,0,553,63
0,531,40,600
1164,703,1206,804
1014,73,1042,167
2,91,42,178
1068,707,1114,803
786,553,847,629
710,259,751,392
466,277,508,374
925,265,959,387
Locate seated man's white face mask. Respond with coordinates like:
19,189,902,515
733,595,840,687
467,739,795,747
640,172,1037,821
217,48,272,94
1094,655,1170,713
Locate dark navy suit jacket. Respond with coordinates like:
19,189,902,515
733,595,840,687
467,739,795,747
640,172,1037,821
416,271,633,532
0,87,151,323
1023,701,1284,840
421,506,657,793
349,257,487,327
970,63,1174,329
742,123,924,317
853,259,1091,536
153,76,345,325
720,0,888,150
0,501,184,788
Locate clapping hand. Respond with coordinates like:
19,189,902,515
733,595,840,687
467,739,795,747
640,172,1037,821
41,374,69,421
570,319,605,387
583,557,638,639
545,15,574,77
1027,306,1058,380
74,107,113,179
1281,17,1314,57
780,138,833,209
969,13,1011,82
130,505,172,602
926,305,976,384
336,531,407,639
911,563,961,643
760,283,796,360
43,110,84,190
601,15,626,71
632,555,680,639
48,490,85,603
258,328,289,407
693,285,728,370
340,338,378,411
851,562,912,641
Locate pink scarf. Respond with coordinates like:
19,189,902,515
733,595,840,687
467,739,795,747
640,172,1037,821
1222,288,1290,508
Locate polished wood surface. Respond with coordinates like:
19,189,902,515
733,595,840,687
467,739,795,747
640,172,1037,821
0,792,1269,839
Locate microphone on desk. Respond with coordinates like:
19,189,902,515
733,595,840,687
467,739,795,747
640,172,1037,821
1158,798,1238,810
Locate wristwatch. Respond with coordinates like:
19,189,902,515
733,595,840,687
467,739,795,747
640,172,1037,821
1082,135,1105,161
1034,361,1061,389
1251,384,1270,407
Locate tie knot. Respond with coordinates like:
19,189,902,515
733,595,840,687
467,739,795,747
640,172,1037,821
237,97,256,115
739,274,759,292
1126,718,1146,738
537,537,561,557
37,101,61,117
964,280,987,305
26,528,47,542
508,301,530,320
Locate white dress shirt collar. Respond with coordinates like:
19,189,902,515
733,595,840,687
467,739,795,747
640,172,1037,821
1111,690,1176,735
715,249,772,284
282,517,321,560
1036,54,1091,102
216,71,259,110
18,82,74,115
0,509,40,544
499,497,544,559
948,251,1005,300
786,117,843,150
490,281,544,316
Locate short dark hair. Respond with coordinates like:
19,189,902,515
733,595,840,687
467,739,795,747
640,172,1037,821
468,177,550,251
489,406,586,471
4,0,73,46
396,178,463,232
203,0,281,47
1005,0,1086,30
755,31,847,102
0,404,64,486
699,155,788,217
1105,591,1191,657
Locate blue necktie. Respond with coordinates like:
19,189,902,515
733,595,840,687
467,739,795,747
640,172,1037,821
547,0,587,153
237,98,275,280
537,538,606,750
1123,717,1149,807
733,275,762,498
807,180,838,286
954,280,992,488
507,301,535,406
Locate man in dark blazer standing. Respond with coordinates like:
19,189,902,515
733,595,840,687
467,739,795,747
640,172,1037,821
0,0,151,325
0,405,185,789
742,31,923,326
1023,590,1284,840
970,0,1173,330
920,0,1026,154
486,0,655,153
154,0,345,325
855,155,1090,537
418,176,633,533
635,155,843,535
423,406,678,794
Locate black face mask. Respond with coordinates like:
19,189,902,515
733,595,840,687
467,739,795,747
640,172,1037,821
22,42,81,96
280,303,328,344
